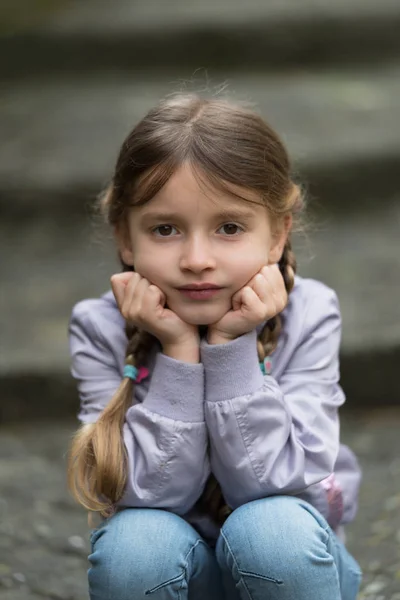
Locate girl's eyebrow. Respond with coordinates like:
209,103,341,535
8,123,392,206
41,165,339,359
139,208,258,225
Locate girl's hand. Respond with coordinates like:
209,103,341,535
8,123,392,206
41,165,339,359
207,265,288,344
111,273,200,358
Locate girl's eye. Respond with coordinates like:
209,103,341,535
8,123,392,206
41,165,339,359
218,223,244,236
152,225,177,237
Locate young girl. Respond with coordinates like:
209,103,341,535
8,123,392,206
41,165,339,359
68,93,362,600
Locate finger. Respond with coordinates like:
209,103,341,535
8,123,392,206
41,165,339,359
233,280,267,311
261,264,285,290
262,274,287,316
144,284,165,315
260,265,287,308
121,273,145,318
130,278,154,320
240,286,267,320
112,271,136,286
231,288,243,311
110,272,134,310
249,273,269,304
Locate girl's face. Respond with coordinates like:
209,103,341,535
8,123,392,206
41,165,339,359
117,164,289,325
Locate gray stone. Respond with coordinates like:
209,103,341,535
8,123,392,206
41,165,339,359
364,580,389,595
1,67,400,212
40,0,400,33
2,0,400,77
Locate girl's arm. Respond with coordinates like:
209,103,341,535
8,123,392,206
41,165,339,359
201,285,343,509
69,300,209,515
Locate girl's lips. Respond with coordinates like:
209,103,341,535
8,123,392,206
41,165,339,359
179,288,222,300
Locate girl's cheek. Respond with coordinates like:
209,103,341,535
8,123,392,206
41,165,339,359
233,260,267,288
133,253,166,283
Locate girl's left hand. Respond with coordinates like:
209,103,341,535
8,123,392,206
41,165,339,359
208,264,288,344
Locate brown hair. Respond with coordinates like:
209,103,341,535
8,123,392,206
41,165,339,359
68,93,303,525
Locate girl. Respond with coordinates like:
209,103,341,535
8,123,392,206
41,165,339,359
68,93,362,600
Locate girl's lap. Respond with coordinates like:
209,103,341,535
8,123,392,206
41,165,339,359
89,497,361,600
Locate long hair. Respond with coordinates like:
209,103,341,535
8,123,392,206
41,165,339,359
68,93,304,524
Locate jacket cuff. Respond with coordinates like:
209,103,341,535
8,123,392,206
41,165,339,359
143,352,205,422
200,329,264,402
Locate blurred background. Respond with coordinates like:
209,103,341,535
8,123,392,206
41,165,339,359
0,1,400,598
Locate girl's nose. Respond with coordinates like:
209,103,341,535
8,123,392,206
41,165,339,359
179,237,217,273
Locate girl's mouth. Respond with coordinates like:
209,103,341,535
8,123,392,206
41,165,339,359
179,288,222,300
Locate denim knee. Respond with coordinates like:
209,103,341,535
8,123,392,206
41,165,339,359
216,495,361,600
88,508,211,600
216,496,340,587
218,496,331,579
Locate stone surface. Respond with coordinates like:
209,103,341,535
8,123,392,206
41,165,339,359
34,0,400,33
2,0,400,76
0,408,399,599
1,67,399,212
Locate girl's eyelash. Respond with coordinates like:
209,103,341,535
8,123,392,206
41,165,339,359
150,223,245,237
151,224,178,236
218,223,245,235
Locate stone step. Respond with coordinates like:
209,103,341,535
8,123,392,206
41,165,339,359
1,202,399,421
1,66,400,217
2,0,400,76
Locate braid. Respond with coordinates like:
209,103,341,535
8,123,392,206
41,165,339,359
68,311,157,517
257,237,297,362
199,237,297,527
125,322,156,369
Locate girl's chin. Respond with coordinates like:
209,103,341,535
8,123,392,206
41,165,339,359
172,303,230,326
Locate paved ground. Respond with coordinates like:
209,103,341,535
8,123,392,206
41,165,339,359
0,408,399,599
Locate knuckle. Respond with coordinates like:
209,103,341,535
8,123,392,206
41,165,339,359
121,308,129,320
254,306,265,320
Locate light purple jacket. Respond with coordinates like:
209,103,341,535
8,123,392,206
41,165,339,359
69,276,361,543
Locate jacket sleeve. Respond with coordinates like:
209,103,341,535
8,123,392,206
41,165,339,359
200,289,344,509
69,303,209,515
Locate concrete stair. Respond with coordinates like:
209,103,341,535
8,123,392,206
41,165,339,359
1,67,400,214
1,0,399,421
2,0,400,76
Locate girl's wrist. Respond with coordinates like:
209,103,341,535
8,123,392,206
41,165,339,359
162,342,200,363
207,331,237,345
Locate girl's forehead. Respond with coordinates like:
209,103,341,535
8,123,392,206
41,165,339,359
135,190,266,224
136,162,264,212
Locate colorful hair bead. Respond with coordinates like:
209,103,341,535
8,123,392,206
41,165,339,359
123,365,149,383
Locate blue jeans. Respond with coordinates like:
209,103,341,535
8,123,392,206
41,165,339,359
88,496,362,600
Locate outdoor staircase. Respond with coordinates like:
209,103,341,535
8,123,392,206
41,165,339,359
1,0,400,421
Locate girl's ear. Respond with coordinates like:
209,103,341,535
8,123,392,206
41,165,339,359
114,223,134,266
268,214,293,264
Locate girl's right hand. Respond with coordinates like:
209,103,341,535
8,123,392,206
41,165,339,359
111,272,200,357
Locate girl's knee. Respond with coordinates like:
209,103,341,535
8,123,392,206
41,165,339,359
89,508,203,599
217,496,331,578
